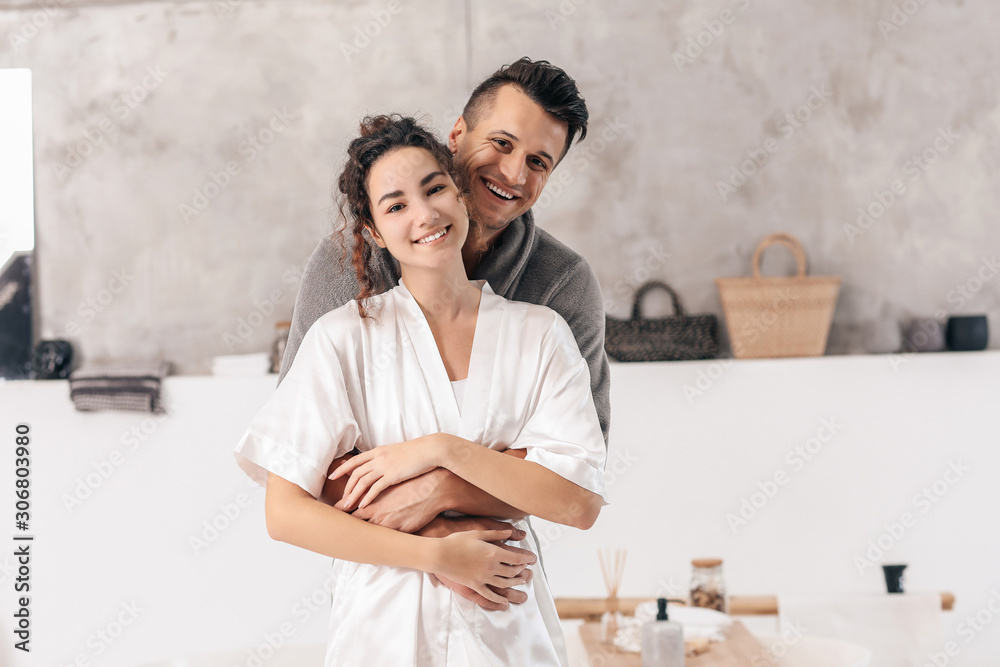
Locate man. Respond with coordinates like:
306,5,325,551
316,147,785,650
279,57,610,609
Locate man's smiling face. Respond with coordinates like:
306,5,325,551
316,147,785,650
449,84,569,236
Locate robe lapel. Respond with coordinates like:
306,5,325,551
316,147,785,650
458,282,502,447
392,281,462,432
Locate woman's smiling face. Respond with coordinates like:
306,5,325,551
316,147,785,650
366,146,469,271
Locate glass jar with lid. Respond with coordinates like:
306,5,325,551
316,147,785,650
690,558,727,613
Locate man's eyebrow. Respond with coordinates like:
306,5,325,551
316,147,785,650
494,130,554,165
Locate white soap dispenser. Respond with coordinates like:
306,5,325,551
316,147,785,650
641,597,685,666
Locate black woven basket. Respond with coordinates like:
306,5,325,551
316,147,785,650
605,281,719,362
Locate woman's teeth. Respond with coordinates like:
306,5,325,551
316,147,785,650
485,180,515,200
416,227,449,244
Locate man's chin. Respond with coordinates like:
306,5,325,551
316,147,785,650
467,198,522,232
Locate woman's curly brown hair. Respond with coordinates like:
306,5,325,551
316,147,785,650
336,115,467,321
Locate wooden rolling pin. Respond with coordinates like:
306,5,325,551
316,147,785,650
555,592,955,622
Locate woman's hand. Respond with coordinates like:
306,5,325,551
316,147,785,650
332,434,446,510
430,529,535,605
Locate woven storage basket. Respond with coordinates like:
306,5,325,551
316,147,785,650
605,281,719,362
715,233,841,359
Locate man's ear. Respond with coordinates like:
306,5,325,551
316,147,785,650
448,116,467,154
366,224,387,248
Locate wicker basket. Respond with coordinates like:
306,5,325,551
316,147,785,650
715,233,841,359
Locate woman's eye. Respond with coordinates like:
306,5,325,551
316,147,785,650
387,203,403,213
427,184,445,195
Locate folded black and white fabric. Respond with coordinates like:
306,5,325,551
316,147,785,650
69,361,171,414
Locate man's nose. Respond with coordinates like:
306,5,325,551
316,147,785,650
498,153,527,187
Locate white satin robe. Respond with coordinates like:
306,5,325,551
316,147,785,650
234,280,607,667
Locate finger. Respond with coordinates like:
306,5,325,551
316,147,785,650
474,529,513,543
359,477,389,509
498,550,536,567
343,469,382,509
496,571,531,587
343,461,374,498
489,585,528,605
449,582,507,611
474,585,509,606
489,573,530,589
496,544,538,563
330,452,370,480
496,562,529,578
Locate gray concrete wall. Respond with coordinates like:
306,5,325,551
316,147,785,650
1,0,997,372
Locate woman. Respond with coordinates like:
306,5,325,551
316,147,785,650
234,115,606,666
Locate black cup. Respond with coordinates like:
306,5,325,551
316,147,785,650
946,315,989,351
882,564,907,594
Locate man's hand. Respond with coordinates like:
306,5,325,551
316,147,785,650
340,468,450,533
417,515,536,611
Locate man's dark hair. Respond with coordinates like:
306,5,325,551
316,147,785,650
462,57,589,160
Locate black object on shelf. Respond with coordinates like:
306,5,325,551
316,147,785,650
946,315,989,351
0,252,33,380
882,564,907,594
32,339,74,379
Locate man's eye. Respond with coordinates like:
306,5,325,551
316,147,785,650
530,158,548,170
493,139,509,148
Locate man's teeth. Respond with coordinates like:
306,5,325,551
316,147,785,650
416,227,448,244
485,180,515,200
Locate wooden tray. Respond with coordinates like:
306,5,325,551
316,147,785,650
577,620,778,666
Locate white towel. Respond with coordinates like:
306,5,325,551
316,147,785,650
778,592,942,667
211,352,271,376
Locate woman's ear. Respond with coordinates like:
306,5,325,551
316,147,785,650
365,224,387,248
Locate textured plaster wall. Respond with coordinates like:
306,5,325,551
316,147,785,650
1,0,998,372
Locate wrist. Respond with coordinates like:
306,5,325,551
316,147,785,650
416,534,443,574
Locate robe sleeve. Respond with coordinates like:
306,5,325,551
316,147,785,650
508,312,608,503
233,314,363,498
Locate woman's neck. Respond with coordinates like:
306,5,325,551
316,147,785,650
399,265,481,321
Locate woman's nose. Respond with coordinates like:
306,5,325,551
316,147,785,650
413,198,439,224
